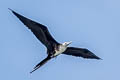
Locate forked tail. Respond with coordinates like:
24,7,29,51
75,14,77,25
30,56,51,73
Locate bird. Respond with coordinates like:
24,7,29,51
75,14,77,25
9,8,101,73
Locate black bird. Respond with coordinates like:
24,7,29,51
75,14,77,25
9,9,101,73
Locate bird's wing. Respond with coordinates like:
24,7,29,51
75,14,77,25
63,47,101,59
9,9,59,50
30,56,51,73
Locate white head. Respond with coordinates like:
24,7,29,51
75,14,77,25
62,41,72,47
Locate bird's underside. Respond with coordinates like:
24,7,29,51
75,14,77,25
9,9,101,73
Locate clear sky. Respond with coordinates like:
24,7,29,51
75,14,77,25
0,0,120,80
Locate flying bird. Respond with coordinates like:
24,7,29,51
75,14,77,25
9,9,101,73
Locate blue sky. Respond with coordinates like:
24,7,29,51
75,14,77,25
0,0,120,80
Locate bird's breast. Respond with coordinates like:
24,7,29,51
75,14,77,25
53,46,67,57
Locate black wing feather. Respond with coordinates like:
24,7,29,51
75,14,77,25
9,9,59,50
63,47,101,59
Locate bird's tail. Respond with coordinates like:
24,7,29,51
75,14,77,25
30,56,51,73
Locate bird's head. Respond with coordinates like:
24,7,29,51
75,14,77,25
62,41,72,47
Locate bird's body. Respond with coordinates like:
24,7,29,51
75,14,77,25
54,45,67,57
9,9,101,73
53,43,70,57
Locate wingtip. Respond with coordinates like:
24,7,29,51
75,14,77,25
99,58,103,60
96,57,102,60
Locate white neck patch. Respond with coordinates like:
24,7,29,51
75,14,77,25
53,45,67,57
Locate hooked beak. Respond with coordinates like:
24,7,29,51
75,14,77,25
67,41,72,46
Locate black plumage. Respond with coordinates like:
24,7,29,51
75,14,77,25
63,47,100,59
30,56,51,73
9,9,101,73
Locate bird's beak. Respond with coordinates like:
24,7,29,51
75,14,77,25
69,41,72,44
67,41,72,45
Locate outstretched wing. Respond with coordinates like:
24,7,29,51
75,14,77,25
63,47,101,59
9,9,59,50
30,56,51,73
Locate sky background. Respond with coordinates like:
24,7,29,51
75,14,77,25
0,0,120,80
